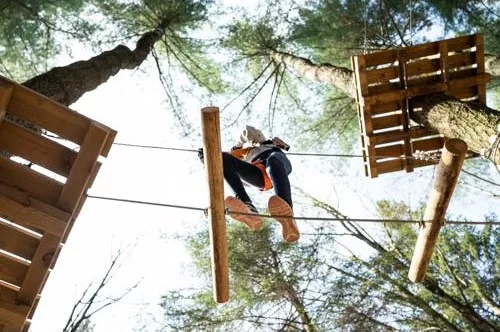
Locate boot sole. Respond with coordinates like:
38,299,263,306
224,196,264,231
268,195,299,243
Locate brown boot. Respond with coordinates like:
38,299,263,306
224,196,264,231
268,195,299,243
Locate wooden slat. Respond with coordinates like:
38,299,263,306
371,127,430,145
448,68,478,80
447,86,478,100
0,86,13,124
364,49,397,67
0,182,69,234
366,66,398,84
0,157,63,206
353,56,370,96
0,286,29,329
406,58,440,77
0,80,87,146
447,34,475,52
400,42,439,61
0,121,77,177
372,113,403,130
368,81,399,95
474,34,486,104
364,73,490,105
375,143,404,158
0,255,28,286
100,129,117,158
0,222,39,261
17,234,59,306
57,122,108,213
352,56,370,177
447,52,475,69
0,195,68,237
407,74,441,87
370,101,402,115
412,136,445,152
440,42,449,83
0,77,114,159
377,158,405,174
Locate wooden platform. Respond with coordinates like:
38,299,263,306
352,34,490,177
0,76,116,331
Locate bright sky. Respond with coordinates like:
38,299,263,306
25,2,500,331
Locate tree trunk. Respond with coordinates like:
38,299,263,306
22,23,169,106
485,54,500,77
270,50,500,166
269,50,355,98
413,94,500,165
286,285,317,332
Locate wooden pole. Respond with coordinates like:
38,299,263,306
201,106,229,303
408,138,467,283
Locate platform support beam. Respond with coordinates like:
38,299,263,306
408,138,467,283
201,106,229,303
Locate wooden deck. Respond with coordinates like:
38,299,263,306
0,76,116,331
352,34,490,177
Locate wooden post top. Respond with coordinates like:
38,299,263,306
201,106,219,113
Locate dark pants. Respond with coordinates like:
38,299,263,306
222,151,293,208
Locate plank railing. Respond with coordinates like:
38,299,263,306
0,76,116,331
352,34,490,177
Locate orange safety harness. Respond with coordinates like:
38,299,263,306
230,147,273,191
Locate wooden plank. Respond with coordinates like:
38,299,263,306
0,121,77,177
351,56,370,177
446,34,475,52
447,73,490,90
370,101,401,115
0,80,87,146
447,86,478,100
100,129,117,158
17,233,60,306
447,52,475,69
0,255,28,286
377,158,405,174
365,73,490,105
0,222,39,261
474,34,486,104
400,42,439,61
353,55,370,97
375,143,404,158
368,81,400,95
0,157,63,205
364,49,397,67
366,66,398,84
371,127,430,145
56,122,108,213
406,72,441,87
372,113,403,130
409,139,467,282
201,107,229,303
0,286,30,329
406,58,440,77
0,87,13,124
448,68,477,80
439,42,449,83
0,195,68,237
412,136,445,152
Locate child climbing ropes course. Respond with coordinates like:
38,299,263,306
199,125,299,243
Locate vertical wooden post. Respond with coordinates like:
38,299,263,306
408,138,467,283
201,106,229,303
